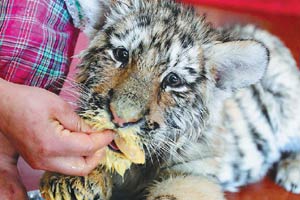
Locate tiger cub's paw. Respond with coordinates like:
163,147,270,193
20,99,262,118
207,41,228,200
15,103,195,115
147,175,225,200
276,154,300,194
40,166,112,200
151,195,178,200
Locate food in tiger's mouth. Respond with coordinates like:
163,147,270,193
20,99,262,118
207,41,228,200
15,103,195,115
100,126,145,176
81,110,145,177
114,126,145,164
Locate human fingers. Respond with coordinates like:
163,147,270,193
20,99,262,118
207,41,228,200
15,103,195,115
53,100,94,133
52,124,114,156
20,121,114,164
43,149,106,176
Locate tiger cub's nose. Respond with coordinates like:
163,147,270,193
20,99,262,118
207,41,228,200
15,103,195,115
110,103,141,127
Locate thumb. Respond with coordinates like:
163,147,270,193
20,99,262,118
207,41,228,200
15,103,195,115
55,101,93,133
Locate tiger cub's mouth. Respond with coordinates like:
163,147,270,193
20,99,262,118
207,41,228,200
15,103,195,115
102,126,145,177
80,110,146,176
108,140,121,152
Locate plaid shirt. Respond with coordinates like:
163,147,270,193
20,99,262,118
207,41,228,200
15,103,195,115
0,0,79,94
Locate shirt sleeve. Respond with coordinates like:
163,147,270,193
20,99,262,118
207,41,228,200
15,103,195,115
0,0,79,94
63,0,85,29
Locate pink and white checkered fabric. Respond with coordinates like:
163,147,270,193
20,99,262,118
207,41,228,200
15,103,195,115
0,0,79,94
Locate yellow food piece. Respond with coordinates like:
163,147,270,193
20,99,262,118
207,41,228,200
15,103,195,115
115,126,145,164
81,111,145,177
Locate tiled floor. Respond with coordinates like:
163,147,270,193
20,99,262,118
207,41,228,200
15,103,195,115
19,4,300,199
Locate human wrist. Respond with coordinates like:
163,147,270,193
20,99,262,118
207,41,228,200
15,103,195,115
0,80,20,164
0,79,24,141
0,77,10,89
0,131,19,165
0,78,15,97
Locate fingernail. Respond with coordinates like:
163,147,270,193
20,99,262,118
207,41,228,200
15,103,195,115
91,126,100,132
102,130,116,136
95,149,105,156
95,149,106,161
80,120,93,133
71,164,83,170
107,132,116,140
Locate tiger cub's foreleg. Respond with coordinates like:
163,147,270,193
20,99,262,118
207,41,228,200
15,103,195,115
146,175,225,200
40,165,112,200
276,152,300,194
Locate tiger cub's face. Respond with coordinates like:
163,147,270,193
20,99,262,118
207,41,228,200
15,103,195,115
76,1,269,165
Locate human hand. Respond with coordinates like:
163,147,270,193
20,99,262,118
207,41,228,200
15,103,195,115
0,79,114,176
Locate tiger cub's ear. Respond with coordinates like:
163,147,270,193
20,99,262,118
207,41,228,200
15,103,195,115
111,0,133,5
207,40,269,90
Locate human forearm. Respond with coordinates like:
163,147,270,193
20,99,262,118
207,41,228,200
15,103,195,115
0,131,18,162
0,130,28,200
0,78,19,137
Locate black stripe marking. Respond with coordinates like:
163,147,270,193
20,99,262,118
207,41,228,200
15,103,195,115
249,124,269,158
236,97,271,170
250,85,275,132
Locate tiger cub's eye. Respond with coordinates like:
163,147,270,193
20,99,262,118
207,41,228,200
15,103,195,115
113,47,129,64
162,73,183,89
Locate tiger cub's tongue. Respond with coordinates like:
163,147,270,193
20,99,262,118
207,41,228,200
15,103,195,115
103,126,145,177
108,140,120,151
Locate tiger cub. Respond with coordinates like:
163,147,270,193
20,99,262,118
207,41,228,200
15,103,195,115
40,0,300,199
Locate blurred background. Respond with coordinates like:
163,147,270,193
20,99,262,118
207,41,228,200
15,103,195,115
20,0,300,199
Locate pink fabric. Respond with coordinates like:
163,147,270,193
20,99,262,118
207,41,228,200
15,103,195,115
0,0,79,94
